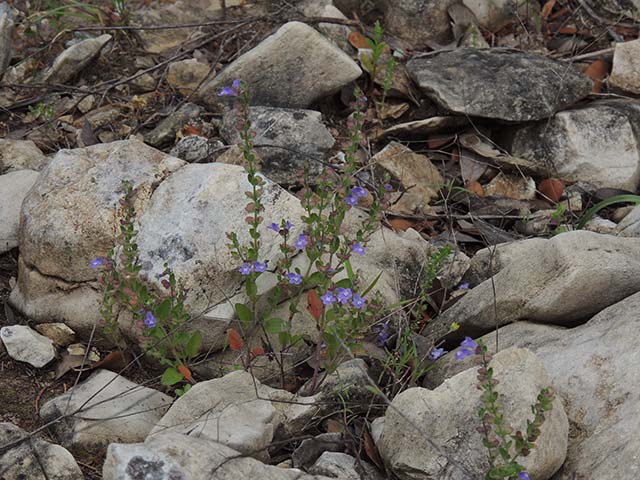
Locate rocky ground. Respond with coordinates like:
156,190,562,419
2,0,640,479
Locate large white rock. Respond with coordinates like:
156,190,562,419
40,369,172,449
424,231,640,345
426,291,640,480
610,38,640,94
198,22,362,109
0,422,84,480
380,348,568,480
507,99,640,190
0,324,56,368
0,169,38,254
103,433,332,480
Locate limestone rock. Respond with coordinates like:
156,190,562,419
0,2,14,79
310,452,385,480
167,58,211,96
380,348,568,480
169,134,213,162
221,106,335,185
40,369,172,449
292,433,345,469
144,102,202,147
506,99,640,191
103,433,332,480
371,142,444,215
0,139,48,173
610,39,640,94
0,324,56,368
462,0,541,31
380,0,456,46
424,231,640,345
41,34,112,84
407,48,592,122
425,292,640,480
0,422,83,480
616,204,640,236
34,323,76,346
300,1,352,52
0,170,39,254
483,172,536,200
197,22,361,109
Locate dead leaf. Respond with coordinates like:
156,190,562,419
459,148,490,184
251,346,265,358
584,59,609,93
55,353,90,380
427,133,456,150
92,350,130,372
307,290,324,322
348,31,370,49
177,364,194,383
182,125,202,136
467,181,485,196
538,178,565,202
541,0,556,19
387,218,414,231
227,328,244,351
363,426,384,470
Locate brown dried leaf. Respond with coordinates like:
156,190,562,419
55,353,90,380
538,178,564,202
542,0,556,19
363,426,384,470
348,31,370,49
584,59,609,94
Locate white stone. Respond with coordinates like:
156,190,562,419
0,170,39,254
40,369,172,448
0,325,56,368
41,34,112,84
462,0,541,31
0,139,48,173
610,38,640,94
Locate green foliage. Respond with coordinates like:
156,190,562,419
27,102,54,121
577,194,640,229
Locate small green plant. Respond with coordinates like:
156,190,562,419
454,337,555,480
27,102,54,121
577,194,640,229
219,79,389,392
359,20,397,113
92,181,201,396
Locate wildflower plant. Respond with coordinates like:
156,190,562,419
220,79,389,391
455,337,555,480
93,180,201,396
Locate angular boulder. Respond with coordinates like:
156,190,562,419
0,169,39,254
407,48,592,122
0,324,56,368
0,139,48,173
197,22,362,109
40,34,112,84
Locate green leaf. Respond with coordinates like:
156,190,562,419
235,303,253,323
307,271,325,286
578,194,640,229
335,278,352,289
186,331,202,358
156,298,172,321
344,260,355,283
265,317,286,334
161,367,184,386
362,270,383,297
245,279,257,299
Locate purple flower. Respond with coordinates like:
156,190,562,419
253,261,267,273
376,321,390,347
295,234,309,250
90,257,106,269
144,311,157,328
384,183,393,192
287,272,302,285
455,336,478,360
268,223,280,232
518,473,530,480
350,186,367,198
321,291,336,305
351,242,365,255
351,294,365,309
285,220,293,230
231,79,241,89
217,79,241,97
336,287,352,304
429,347,446,361
239,263,253,275
458,283,470,290
345,195,358,207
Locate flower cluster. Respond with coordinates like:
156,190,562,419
454,336,478,360
345,185,368,207
320,287,366,309
239,261,267,275
218,79,241,97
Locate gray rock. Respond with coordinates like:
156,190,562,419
144,102,202,147
0,324,56,368
300,1,352,53
300,359,372,403
309,452,385,480
506,99,640,191
379,348,568,480
424,231,640,346
609,39,640,94
462,0,541,31
169,134,212,162
103,433,332,480
0,422,84,480
221,106,335,185
0,2,14,79
380,0,456,46
34,323,76,347
40,34,112,84
292,433,345,470
407,48,592,122
197,22,362,110
167,58,210,96
0,170,39,254
425,291,640,480
148,370,320,455
0,139,48,173
40,369,172,449
616,204,640,236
